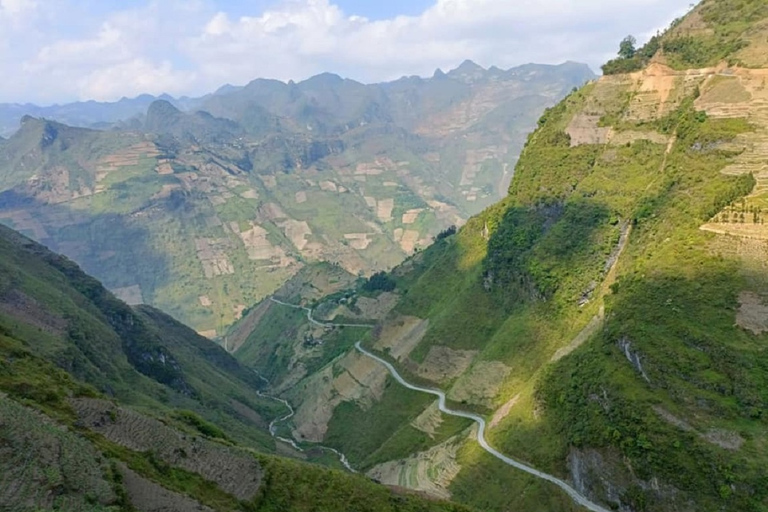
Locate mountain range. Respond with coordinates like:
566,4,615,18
229,0,768,511
0,60,595,337
4,0,768,510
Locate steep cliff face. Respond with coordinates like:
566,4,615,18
236,2,768,511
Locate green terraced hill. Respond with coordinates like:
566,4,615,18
233,1,768,511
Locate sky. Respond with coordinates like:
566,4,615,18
0,0,695,105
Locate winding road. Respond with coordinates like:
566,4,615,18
269,297,609,512
269,297,376,328
354,342,610,512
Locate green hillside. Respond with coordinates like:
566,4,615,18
233,1,768,511
0,62,594,337
0,223,475,512
0,220,284,450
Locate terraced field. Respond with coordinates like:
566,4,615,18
0,62,593,337
234,3,768,511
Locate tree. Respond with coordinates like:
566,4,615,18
362,271,396,292
434,225,457,241
619,35,637,59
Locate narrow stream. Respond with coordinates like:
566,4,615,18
270,297,611,512
253,370,356,473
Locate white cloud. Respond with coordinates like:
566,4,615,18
0,0,36,17
78,59,195,100
0,0,695,104
27,23,129,71
182,0,693,90
0,0,38,44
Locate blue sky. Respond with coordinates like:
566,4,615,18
0,0,694,104
316,0,434,19
219,0,436,20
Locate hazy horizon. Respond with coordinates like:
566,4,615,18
0,0,693,104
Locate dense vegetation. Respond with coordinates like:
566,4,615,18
483,80,762,510
363,271,397,292
602,34,662,75
0,225,473,512
528,87,767,510
434,225,458,241
604,0,768,75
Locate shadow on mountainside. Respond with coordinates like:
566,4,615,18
484,197,614,304
0,188,170,306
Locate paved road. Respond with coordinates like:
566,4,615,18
355,342,611,512
269,296,609,511
269,297,375,328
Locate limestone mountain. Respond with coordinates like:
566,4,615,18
0,61,594,337
0,94,185,137
0,222,474,512
232,1,768,511
144,100,246,144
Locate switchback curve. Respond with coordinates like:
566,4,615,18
270,297,609,512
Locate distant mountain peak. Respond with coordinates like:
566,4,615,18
214,83,241,95
433,68,447,79
147,99,181,116
15,114,60,133
303,72,345,86
454,59,485,72
447,60,488,83
12,115,66,149
559,61,595,72
144,100,184,134
19,114,37,126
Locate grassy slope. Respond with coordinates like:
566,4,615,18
378,96,763,511
235,2,768,511
0,224,476,512
0,222,281,449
